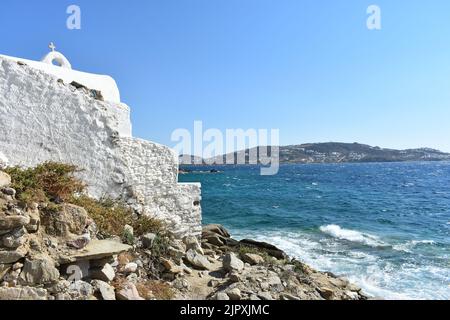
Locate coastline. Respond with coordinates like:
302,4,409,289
179,162,450,300
173,223,371,300
0,167,367,300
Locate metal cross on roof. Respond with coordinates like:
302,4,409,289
48,42,56,52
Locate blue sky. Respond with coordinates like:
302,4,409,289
1,0,450,151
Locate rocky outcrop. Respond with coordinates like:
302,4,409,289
0,172,133,300
151,224,369,301
179,224,369,301
0,169,369,301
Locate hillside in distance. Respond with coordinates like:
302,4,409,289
180,142,450,165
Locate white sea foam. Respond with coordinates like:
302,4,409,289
319,225,385,247
231,228,450,300
392,240,436,253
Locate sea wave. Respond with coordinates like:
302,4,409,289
392,240,436,253
319,224,385,247
232,229,450,299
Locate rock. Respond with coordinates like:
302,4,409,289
116,282,144,300
347,283,361,292
171,239,187,252
2,227,28,249
203,224,231,238
161,258,183,274
202,242,216,251
20,255,60,285
90,263,115,282
184,236,204,255
318,287,334,300
1,188,16,197
228,271,242,283
0,245,28,264
69,280,94,297
250,294,261,300
168,246,185,261
239,239,287,260
43,237,59,249
214,292,230,300
223,253,244,272
2,267,21,285
0,215,31,231
185,249,211,270
126,273,138,283
208,279,220,288
0,286,48,300
135,259,143,268
227,288,242,300
280,293,301,300
25,204,40,233
258,292,273,300
141,233,157,248
0,172,11,188
123,262,138,273
0,264,11,281
242,253,265,265
205,236,225,247
12,262,23,271
207,256,216,264
181,263,193,274
343,290,360,300
40,204,93,237
266,275,282,286
47,280,70,295
67,234,91,250
59,240,132,264
173,278,190,291
92,280,116,300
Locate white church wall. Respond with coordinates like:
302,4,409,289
0,56,202,238
0,54,121,104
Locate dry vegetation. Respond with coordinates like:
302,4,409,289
5,162,85,206
5,162,165,239
136,280,174,300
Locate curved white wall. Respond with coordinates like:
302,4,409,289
0,54,121,104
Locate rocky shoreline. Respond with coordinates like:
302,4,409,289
0,169,368,301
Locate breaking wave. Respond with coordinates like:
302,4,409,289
319,225,385,247
392,240,436,253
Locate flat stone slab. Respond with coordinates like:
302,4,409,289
59,240,132,263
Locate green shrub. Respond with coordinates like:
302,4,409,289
133,215,165,236
71,196,134,237
5,162,167,242
5,162,85,206
71,195,166,239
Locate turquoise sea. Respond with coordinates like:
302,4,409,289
179,162,450,300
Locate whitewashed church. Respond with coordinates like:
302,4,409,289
0,44,202,238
